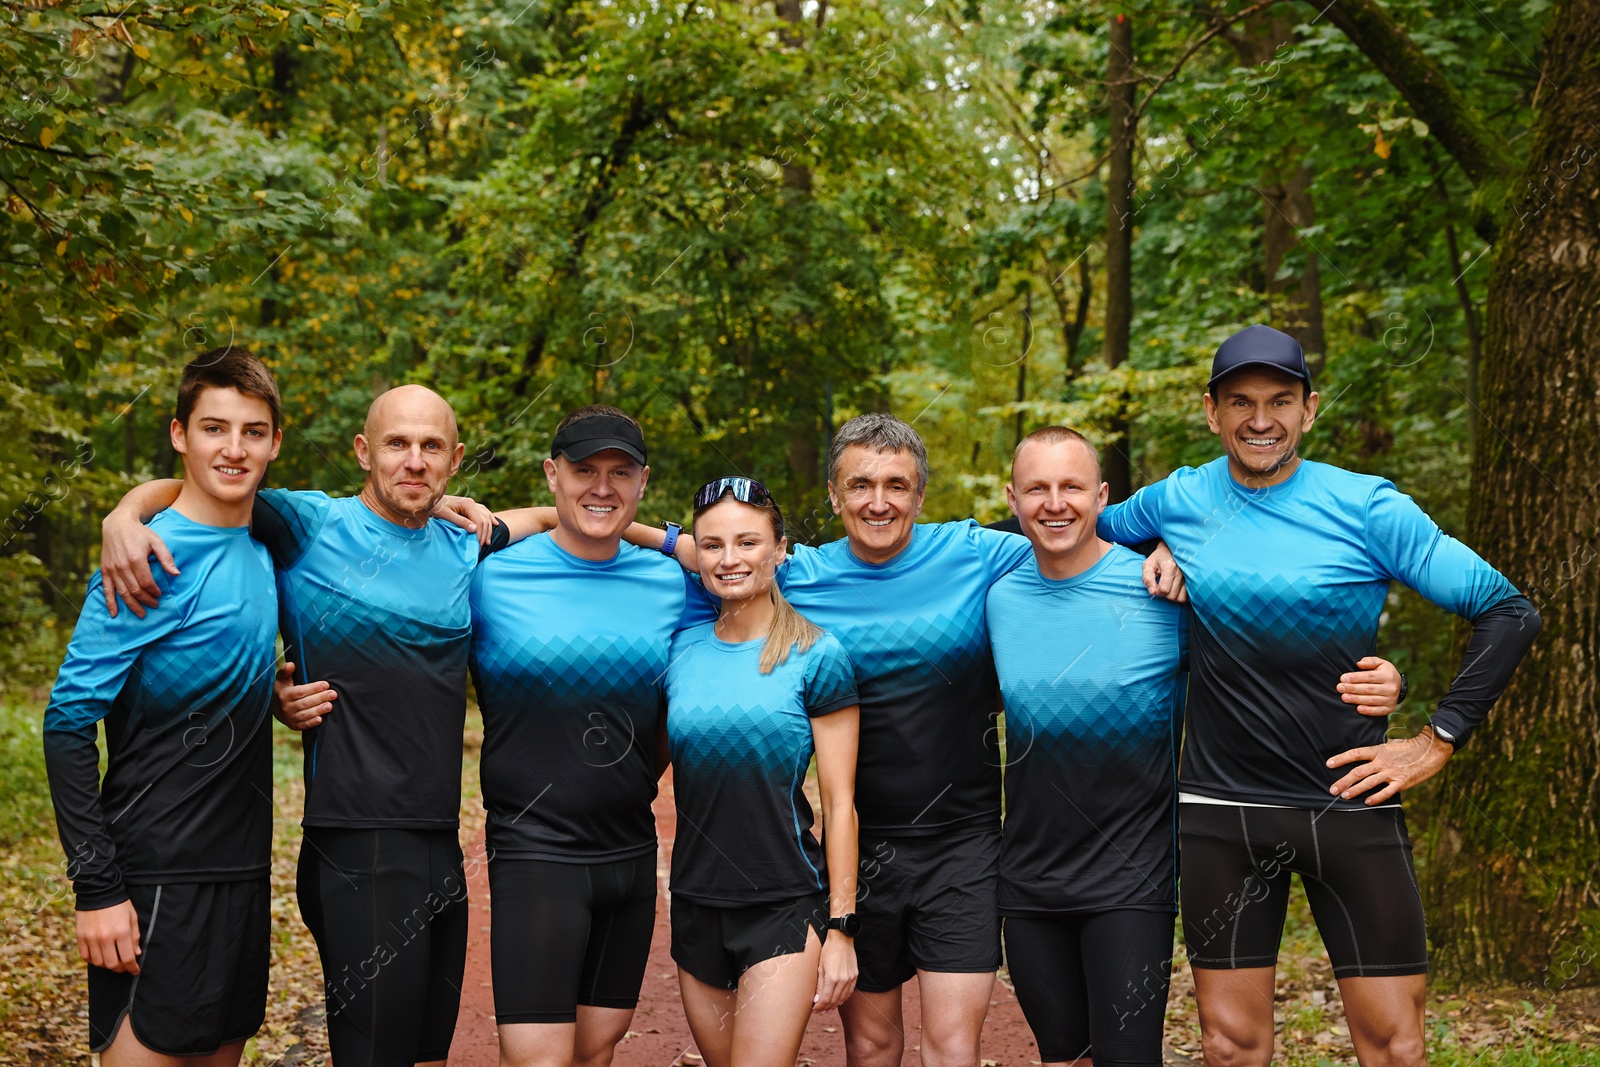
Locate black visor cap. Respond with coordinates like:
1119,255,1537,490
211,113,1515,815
1209,323,1312,389
550,414,648,465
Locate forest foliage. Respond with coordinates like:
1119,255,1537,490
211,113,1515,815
4,0,1573,982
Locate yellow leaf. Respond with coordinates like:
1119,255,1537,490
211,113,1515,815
56,239,69,255
40,127,53,148
252,189,269,201
179,204,193,222
131,42,151,60
1373,130,1391,159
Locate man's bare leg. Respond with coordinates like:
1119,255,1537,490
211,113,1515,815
498,1007,635,1067
101,1020,245,1067
1338,974,1426,1067
916,969,994,1067
1193,966,1277,1067
840,985,906,1067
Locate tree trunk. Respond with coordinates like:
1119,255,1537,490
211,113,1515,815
1102,10,1135,503
1442,221,1484,451
775,0,824,494
1045,254,1092,387
1016,288,1032,448
1227,13,1326,376
1428,0,1600,984
1258,164,1326,376
1322,0,1600,984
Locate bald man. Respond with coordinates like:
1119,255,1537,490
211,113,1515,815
100,383,508,1067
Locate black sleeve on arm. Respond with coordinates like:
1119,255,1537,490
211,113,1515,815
479,517,511,560
43,727,128,910
1428,594,1542,748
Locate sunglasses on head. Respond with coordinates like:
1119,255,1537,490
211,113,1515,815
693,477,778,512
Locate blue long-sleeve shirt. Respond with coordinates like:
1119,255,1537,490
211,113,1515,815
1099,457,1539,808
44,510,278,908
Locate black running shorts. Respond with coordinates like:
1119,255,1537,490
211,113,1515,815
297,827,469,1064
488,853,657,1023
854,826,1002,993
1179,803,1428,978
88,879,269,1055
670,892,827,990
1003,910,1175,1066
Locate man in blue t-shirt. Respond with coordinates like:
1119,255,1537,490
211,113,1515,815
99,384,507,1067
631,413,1116,1067
986,426,1187,1067
468,405,714,1067
1098,324,1541,1067
46,347,282,1064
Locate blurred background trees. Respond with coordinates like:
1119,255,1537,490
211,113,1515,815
3,0,1593,986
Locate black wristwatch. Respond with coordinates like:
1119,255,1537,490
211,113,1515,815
1397,672,1409,705
825,913,861,938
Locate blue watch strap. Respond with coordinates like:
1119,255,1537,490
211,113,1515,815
661,521,682,556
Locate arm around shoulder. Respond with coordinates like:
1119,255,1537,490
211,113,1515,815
99,479,184,618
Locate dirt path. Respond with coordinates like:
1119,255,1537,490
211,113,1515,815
447,771,1043,1067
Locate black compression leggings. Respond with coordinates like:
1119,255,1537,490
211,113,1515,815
1004,910,1175,1066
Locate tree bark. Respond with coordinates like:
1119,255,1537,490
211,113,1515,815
1326,0,1600,983
1430,0,1600,985
1102,10,1135,503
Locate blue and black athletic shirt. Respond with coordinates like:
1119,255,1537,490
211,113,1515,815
986,546,1186,915
777,521,1031,835
44,511,279,909
470,536,715,862
1099,457,1541,808
253,489,506,830
665,623,858,905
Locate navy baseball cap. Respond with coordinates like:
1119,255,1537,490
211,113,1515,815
550,414,648,465
1208,324,1312,389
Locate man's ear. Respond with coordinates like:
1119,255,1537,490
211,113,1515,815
353,433,373,472
1302,390,1320,430
1202,392,1221,435
170,418,188,455
826,482,841,514
269,428,283,463
1004,482,1018,515
638,464,651,495
448,440,466,477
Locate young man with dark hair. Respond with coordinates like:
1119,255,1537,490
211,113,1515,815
98,383,507,1067
46,347,283,1064
1098,323,1541,1067
466,404,715,1067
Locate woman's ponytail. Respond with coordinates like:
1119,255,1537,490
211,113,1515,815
759,584,822,674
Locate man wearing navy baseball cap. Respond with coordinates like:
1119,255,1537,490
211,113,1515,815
466,404,716,1067
1096,324,1541,1067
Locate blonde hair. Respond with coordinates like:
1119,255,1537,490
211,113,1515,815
693,491,823,674
759,584,823,674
